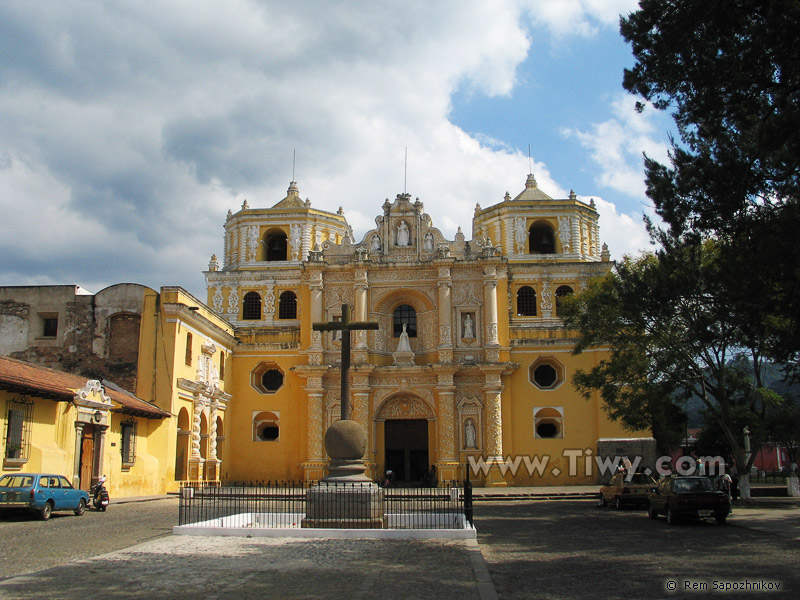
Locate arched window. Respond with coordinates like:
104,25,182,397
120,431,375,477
393,304,417,337
266,232,288,261
242,292,262,320
555,285,574,314
278,291,297,319
534,407,564,439
253,411,280,442
517,286,537,316
529,223,556,254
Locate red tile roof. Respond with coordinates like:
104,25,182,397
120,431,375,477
0,355,170,419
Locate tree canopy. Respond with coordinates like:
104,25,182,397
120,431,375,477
621,0,800,365
560,243,780,496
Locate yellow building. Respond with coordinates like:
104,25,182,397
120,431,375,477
2,174,653,493
188,175,652,486
0,355,170,498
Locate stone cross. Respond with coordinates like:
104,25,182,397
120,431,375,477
313,304,379,421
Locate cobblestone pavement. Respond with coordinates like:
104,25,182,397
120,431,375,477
0,497,178,580
1,494,798,599
477,499,799,599
0,536,482,600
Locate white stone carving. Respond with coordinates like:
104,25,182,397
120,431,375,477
227,288,239,314
514,217,527,253
247,225,259,262
559,216,571,252
397,220,410,246
212,287,223,313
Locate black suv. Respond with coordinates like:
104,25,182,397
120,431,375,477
647,476,731,525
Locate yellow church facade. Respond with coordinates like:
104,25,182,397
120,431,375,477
174,174,651,487
2,174,651,494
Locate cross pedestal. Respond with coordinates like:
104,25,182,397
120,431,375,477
302,305,385,528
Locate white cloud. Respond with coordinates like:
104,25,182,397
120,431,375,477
0,0,650,296
583,194,654,260
562,93,671,199
519,0,640,37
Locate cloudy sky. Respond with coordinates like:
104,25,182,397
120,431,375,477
0,0,672,299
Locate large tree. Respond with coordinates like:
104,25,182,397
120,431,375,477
620,0,800,365
560,241,778,498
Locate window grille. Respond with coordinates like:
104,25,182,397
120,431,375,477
4,396,33,461
121,420,137,465
517,286,537,316
278,291,298,319
242,292,262,320
393,304,417,337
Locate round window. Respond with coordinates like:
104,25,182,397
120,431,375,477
261,369,284,392
533,364,557,388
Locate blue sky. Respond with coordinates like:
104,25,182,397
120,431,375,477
0,1,673,298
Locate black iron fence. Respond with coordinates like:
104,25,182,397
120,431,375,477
178,480,473,530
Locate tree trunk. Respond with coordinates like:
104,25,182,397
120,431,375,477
738,472,751,501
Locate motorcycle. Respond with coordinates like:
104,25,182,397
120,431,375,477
91,475,109,511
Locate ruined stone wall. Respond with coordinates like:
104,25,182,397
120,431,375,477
0,284,149,393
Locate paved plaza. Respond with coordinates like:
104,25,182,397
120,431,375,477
0,491,797,599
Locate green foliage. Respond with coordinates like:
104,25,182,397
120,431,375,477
766,400,800,465
561,243,781,471
620,0,800,366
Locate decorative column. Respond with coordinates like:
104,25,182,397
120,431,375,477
188,396,205,481
571,217,580,258
302,375,327,482
484,370,507,486
205,402,220,481
354,269,369,352
483,266,499,346
435,369,460,482
352,373,374,477
437,266,453,363
302,222,312,260
308,271,324,366
238,226,247,264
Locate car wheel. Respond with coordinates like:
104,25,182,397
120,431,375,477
39,501,53,521
74,498,86,516
648,504,658,520
715,512,727,525
666,507,677,525
615,497,622,510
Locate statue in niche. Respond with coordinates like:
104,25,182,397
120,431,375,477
465,418,477,449
392,322,415,365
462,313,474,339
396,323,412,352
397,220,410,246
423,231,435,251
371,235,382,251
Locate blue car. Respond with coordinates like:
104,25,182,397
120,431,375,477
0,473,90,520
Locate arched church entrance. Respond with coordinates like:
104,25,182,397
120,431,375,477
384,419,428,484
376,393,434,484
